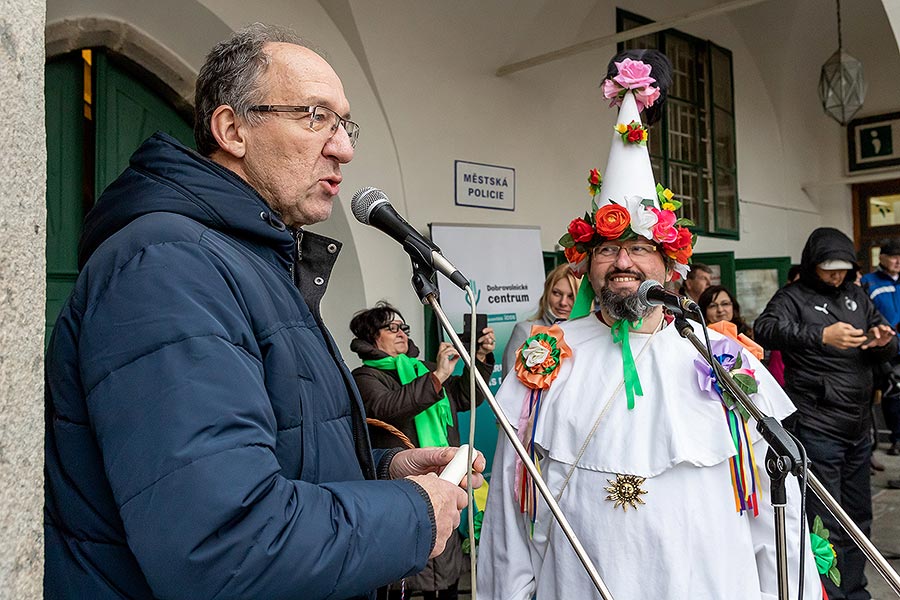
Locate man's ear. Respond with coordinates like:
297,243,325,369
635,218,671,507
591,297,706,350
665,264,675,283
210,105,247,159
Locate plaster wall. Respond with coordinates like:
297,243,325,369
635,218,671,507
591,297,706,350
43,0,900,348
0,0,47,597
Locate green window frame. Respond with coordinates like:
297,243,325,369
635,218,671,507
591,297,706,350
617,9,739,239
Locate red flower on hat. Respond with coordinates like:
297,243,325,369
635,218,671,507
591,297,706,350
662,226,693,264
595,204,631,239
567,217,595,243
627,126,645,143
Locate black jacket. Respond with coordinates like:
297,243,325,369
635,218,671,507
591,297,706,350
350,338,492,449
755,227,897,440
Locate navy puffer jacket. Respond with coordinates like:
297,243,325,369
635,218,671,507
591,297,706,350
44,133,433,599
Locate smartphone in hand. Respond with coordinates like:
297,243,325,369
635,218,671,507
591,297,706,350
460,313,488,347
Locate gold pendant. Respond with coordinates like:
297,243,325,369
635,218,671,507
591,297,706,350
604,474,648,511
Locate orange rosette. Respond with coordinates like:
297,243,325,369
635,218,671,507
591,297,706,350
514,323,572,390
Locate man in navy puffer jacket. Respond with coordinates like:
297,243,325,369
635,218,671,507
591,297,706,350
44,24,477,600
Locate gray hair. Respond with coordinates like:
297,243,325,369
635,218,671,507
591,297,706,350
193,23,312,156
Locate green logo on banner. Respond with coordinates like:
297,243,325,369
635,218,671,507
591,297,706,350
465,279,481,306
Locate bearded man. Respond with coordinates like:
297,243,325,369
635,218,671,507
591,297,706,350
477,49,822,600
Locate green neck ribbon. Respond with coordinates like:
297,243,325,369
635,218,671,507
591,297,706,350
363,354,452,447
611,318,644,410
569,277,596,320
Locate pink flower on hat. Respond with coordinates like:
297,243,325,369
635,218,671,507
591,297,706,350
602,58,661,112
650,207,678,244
612,58,656,90
631,85,661,112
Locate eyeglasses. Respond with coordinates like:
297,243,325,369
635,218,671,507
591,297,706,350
593,243,658,260
707,300,733,310
248,105,360,148
382,322,410,334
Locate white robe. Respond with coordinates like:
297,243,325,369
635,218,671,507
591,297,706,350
477,315,823,600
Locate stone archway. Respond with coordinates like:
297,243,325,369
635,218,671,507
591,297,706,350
46,16,198,113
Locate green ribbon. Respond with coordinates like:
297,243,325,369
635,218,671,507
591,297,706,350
611,318,644,409
810,532,836,575
363,354,452,447
569,277,596,320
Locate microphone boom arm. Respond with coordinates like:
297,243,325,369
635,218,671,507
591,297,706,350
423,289,616,599
673,318,900,597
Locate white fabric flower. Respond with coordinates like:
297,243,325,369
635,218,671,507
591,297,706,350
623,195,658,240
673,261,690,281
522,339,550,368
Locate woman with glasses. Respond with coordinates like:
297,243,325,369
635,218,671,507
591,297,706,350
349,301,495,600
698,284,754,339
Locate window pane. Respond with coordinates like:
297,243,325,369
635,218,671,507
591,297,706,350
648,124,663,158
651,156,664,185
711,46,733,112
621,17,659,49
713,107,735,169
670,163,700,224
715,170,737,231
667,100,698,163
665,36,696,102
869,194,900,226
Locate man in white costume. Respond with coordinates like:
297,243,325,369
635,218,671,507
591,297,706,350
477,50,824,600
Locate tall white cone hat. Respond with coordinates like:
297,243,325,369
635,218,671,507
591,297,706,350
598,91,660,209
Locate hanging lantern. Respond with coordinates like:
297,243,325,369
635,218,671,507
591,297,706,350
817,0,866,125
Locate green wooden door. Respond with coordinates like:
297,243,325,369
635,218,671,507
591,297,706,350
45,49,194,343
45,54,87,343
93,52,194,195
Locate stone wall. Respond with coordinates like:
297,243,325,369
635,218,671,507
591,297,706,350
0,0,46,597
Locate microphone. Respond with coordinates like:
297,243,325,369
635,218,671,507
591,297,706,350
637,280,701,314
351,187,469,290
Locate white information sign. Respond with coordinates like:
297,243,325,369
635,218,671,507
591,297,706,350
454,160,515,211
429,223,545,473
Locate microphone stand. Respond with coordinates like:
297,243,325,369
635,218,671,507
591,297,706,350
672,315,900,598
407,259,616,599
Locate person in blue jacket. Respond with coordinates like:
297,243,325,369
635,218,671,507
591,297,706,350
861,240,900,485
43,23,480,600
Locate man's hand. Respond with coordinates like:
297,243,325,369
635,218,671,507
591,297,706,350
432,342,461,383
409,474,467,558
861,324,896,349
822,321,868,349
390,447,486,488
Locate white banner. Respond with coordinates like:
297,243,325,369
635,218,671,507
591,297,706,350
429,223,546,472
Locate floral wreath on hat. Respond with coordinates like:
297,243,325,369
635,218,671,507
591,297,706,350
559,179,695,281
558,57,696,282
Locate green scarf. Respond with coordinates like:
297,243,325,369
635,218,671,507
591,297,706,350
611,318,644,409
363,354,452,447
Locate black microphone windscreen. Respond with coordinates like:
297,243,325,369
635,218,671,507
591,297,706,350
637,279,663,306
351,187,387,225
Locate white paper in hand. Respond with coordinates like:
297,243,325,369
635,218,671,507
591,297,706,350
438,444,473,484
